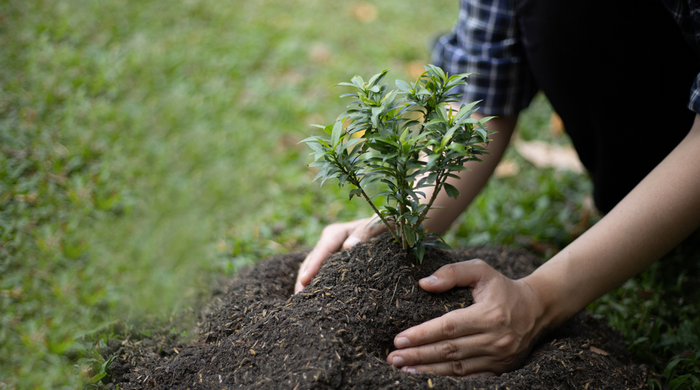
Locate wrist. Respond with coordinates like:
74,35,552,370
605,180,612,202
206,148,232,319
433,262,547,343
519,269,575,338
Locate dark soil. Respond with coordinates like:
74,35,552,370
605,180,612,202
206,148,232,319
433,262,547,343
110,235,648,389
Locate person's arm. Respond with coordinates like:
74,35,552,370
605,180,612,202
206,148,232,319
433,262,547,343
387,113,700,376
294,113,518,293
422,114,518,235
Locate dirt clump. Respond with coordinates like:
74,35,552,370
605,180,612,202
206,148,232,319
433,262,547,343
111,235,647,389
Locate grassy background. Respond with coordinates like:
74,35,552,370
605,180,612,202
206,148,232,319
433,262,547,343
1,0,698,389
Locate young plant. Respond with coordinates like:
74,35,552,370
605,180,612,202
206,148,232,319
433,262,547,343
302,65,493,263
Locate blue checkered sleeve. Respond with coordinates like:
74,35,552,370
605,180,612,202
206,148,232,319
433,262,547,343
662,0,700,113
431,0,537,116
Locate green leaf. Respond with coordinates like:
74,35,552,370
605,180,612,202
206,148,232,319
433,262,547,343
479,116,496,125
437,104,448,121
349,188,363,200
331,121,343,146
103,355,117,372
442,125,459,147
86,372,107,385
371,107,382,128
432,65,446,80
448,143,468,154
416,86,430,96
298,136,321,145
474,128,489,143
341,137,363,153
399,127,411,143
665,358,684,378
380,89,398,105
670,374,691,390
368,69,390,87
395,79,412,93
455,100,480,120
426,154,440,170
403,224,416,247
444,183,460,198
415,241,426,264
351,75,364,88
424,239,451,250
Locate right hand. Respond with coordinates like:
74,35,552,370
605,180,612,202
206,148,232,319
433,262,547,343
386,259,547,376
294,217,386,293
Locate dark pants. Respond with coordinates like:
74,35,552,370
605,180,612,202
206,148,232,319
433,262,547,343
516,0,700,213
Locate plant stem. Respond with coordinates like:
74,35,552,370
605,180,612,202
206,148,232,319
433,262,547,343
398,161,408,250
336,159,400,244
415,169,445,229
357,185,401,244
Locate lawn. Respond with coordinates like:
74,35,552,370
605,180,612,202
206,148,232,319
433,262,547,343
1,0,698,389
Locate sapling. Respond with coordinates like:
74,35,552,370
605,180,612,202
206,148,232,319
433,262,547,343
302,65,493,263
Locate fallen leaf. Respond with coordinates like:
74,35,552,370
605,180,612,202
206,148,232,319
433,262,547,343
350,2,378,23
513,139,584,173
549,112,565,138
636,288,654,300
589,346,609,356
14,192,38,203
216,239,227,252
309,42,332,64
494,159,519,178
405,60,425,79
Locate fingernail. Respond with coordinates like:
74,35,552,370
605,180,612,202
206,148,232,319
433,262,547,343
404,367,417,374
395,337,410,348
344,236,361,247
391,356,404,367
420,275,438,285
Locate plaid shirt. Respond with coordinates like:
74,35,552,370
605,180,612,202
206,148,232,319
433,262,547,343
432,0,700,116
663,0,700,113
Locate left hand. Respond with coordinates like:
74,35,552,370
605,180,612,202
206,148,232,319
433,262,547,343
386,259,547,377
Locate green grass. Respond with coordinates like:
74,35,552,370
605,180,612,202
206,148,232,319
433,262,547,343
0,1,697,389
588,233,700,390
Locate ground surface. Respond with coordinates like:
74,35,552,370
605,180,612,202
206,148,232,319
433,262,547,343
111,236,647,389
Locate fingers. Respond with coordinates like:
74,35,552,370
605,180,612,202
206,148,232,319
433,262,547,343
389,334,484,367
384,261,542,376
394,355,497,377
387,328,502,376
294,217,385,293
418,259,495,293
390,307,493,355
386,307,522,376
344,217,387,247
295,226,348,293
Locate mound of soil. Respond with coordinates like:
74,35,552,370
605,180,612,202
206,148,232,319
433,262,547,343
111,236,648,389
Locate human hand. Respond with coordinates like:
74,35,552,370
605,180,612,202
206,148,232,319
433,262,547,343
294,217,386,293
386,259,547,376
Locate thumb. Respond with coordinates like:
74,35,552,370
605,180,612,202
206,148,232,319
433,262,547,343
341,218,386,249
418,259,493,293
341,235,361,250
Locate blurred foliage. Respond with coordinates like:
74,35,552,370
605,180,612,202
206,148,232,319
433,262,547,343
1,0,697,388
589,231,700,389
445,95,595,258
0,0,453,387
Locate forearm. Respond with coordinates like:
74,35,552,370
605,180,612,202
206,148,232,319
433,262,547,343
422,113,519,235
526,114,700,329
